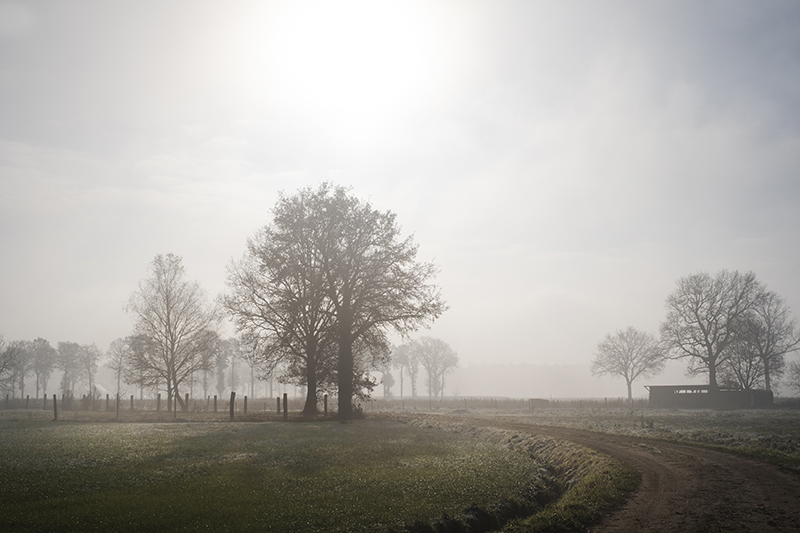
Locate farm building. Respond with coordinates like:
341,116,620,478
645,385,773,409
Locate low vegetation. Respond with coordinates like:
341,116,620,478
499,406,800,472
400,414,640,533
0,413,547,532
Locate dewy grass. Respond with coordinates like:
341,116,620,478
502,455,639,533
0,416,545,532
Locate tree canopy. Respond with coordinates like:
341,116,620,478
224,183,446,418
660,270,763,390
591,327,664,401
126,253,219,410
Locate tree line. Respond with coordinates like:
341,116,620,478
36,184,445,418
377,337,460,399
0,337,102,402
592,270,800,400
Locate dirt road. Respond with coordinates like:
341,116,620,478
485,422,800,532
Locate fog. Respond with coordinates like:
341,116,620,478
2,1,799,399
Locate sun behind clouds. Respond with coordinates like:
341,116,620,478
261,1,442,135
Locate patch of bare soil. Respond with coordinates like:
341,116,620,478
479,421,800,532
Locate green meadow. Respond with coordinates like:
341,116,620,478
0,414,546,532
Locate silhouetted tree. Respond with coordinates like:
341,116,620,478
106,337,134,400
377,357,394,398
215,335,228,399
302,184,446,418
660,270,763,390
57,341,82,396
591,327,664,401
126,254,219,410
732,290,798,391
226,184,446,418
415,337,458,399
223,221,337,416
79,344,102,398
788,360,800,396
10,340,32,398
392,342,421,398
0,336,17,392
30,338,56,399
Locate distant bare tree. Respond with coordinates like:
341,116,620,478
788,360,800,396
10,340,32,398
79,344,103,398
591,327,664,401
660,270,763,390
57,341,82,397
106,337,134,400
391,342,420,398
30,338,56,399
0,336,17,392
377,357,394,398
240,341,262,398
738,290,798,391
415,337,458,399
126,254,220,410
215,335,228,399
390,344,407,398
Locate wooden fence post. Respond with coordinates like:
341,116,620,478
244,396,248,415
214,395,217,413
229,391,236,420
276,397,280,414
43,394,47,410
283,392,288,421
184,393,189,413
106,394,109,412
324,394,328,417
53,394,58,421
130,395,134,411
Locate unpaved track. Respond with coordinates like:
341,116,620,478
475,420,800,532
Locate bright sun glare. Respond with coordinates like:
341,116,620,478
264,1,440,133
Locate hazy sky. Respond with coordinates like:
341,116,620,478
2,1,799,392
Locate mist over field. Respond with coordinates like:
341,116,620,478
2,1,800,400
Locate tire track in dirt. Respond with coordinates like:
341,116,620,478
475,421,800,532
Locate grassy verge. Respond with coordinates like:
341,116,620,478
503,455,639,532
399,414,641,533
0,415,546,532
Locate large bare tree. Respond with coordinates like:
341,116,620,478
223,225,337,416
225,184,446,419
307,184,446,419
735,290,799,391
591,326,664,401
660,270,763,390
126,254,219,410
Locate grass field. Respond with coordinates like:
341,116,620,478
0,412,548,532
499,406,800,471
4,405,797,532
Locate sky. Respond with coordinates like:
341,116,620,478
1,0,799,397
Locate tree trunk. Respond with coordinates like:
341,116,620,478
708,363,719,391
303,352,318,416
337,310,354,419
763,359,772,391
626,379,633,402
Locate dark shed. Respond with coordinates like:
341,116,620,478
645,385,773,409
